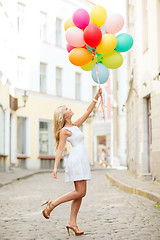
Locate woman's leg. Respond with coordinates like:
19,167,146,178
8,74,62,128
69,180,86,225
50,180,86,210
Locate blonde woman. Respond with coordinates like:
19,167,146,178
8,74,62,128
41,87,102,236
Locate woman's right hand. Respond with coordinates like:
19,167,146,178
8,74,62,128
53,167,58,179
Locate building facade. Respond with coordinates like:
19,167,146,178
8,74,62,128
0,0,101,171
126,0,160,180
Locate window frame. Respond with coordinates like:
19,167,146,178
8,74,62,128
39,120,54,156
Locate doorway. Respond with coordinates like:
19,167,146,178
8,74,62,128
9,113,15,165
146,96,152,172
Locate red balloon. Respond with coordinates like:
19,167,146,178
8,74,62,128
83,23,102,48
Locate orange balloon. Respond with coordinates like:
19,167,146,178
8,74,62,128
64,18,75,31
69,48,93,66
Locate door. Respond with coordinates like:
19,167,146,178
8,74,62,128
147,97,152,172
9,113,14,164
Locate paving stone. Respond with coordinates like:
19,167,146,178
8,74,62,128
0,170,160,240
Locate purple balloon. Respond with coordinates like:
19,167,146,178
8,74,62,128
73,8,90,29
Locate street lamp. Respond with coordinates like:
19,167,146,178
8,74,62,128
17,90,28,109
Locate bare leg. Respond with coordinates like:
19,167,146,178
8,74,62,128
69,180,86,225
50,180,86,210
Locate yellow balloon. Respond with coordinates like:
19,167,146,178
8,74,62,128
90,5,107,27
96,34,117,54
64,18,75,31
102,50,123,69
81,58,95,71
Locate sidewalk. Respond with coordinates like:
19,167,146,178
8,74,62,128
1,167,160,203
0,166,104,187
0,168,54,187
106,169,160,203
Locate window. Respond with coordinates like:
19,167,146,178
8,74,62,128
17,117,27,155
56,67,62,96
17,2,25,34
40,63,47,93
17,57,25,87
75,72,81,100
0,108,5,154
92,85,97,99
56,18,62,47
39,121,53,155
142,0,148,52
40,12,47,41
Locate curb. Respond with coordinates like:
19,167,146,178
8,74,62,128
106,172,160,203
0,169,53,188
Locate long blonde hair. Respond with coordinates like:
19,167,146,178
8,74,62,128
53,106,65,150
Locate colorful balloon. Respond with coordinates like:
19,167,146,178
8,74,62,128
69,48,92,66
64,18,75,31
83,23,102,48
102,50,123,69
96,53,103,63
96,34,117,54
66,43,75,53
100,25,106,35
65,27,85,47
81,58,95,71
105,13,124,34
66,44,87,52
73,8,90,29
90,5,107,27
91,63,109,84
115,33,133,52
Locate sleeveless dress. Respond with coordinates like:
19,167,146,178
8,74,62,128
63,126,91,182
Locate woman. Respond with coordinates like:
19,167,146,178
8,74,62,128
41,87,102,236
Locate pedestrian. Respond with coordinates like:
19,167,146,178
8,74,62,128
106,147,111,167
41,87,102,236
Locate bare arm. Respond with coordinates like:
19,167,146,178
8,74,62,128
74,87,102,127
53,129,70,178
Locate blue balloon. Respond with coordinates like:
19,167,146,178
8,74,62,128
100,25,105,35
91,63,109,84
115,33,133,52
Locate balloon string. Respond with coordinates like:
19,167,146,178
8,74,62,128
93,52,105,121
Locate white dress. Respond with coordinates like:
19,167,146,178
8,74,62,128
63,126,91,182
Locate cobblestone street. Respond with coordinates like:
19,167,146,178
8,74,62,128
0,170,160,240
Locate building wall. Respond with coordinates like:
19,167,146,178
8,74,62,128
0,0,98,170
126,0,160,180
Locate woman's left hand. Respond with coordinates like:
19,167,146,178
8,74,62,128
96,87,102,99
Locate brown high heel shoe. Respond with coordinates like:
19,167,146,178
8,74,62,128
41,200,54,219
66,222,84,236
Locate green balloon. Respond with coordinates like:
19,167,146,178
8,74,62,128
96,53,103,63
115,33,133,52
102,50,123,69
81,58,95,71
97,53,103,58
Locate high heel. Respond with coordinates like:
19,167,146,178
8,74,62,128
41,200,53,219
66,222,84,236
41,200,49,206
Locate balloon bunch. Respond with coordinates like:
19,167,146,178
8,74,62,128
64,5,133,119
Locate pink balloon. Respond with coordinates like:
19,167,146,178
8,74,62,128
65,27,85,47
73,8,90,29
66,43,75,52
66,43,87,52
104,13,124,34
